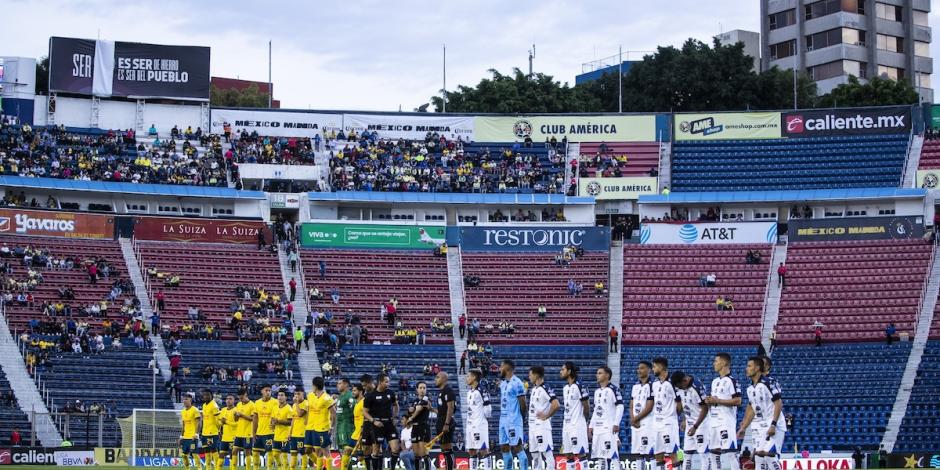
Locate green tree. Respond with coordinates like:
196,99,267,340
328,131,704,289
210,83,270,108
816,75,919,108
35,56,49,94
432,68,601,113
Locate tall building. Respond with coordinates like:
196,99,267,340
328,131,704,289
716,30,762,73
760,0,932,102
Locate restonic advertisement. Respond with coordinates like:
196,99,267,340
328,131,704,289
459,226,611,252
344,113,475,140
0,208,114,239
788,216,924,242
674,112,782,140
579,177,658,200
210,109,343,138
781,106,911,136
133,217,269,244
640,222,777,245
474,115,656,142
301,223,446,249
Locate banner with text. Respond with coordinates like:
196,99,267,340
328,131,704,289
133,217,268,244
211,109,342,138
49,37,210,100
344,114,475,140
579,177,658,200
781,106,911,137
780,457,855,470
640,222,777,244
53,450,97,466
788,216,924,242
459,226,610,252
474,115,656,142
0,208,114,239
675,112,782,141
301,223,446,249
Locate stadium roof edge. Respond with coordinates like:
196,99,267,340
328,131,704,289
0,176,268,199
308,191,595,205
638,187,927,204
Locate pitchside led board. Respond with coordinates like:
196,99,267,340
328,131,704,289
48,36,210,100
301,223,446,249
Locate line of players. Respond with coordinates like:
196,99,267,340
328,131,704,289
178,371,458,470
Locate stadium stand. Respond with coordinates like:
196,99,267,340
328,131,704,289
622,244,771,344
578,142,661,177
462,250,609,343
894,341,940,452
172,339,303,398
0,367,32,445
671,134,909,191
229,132,316,165
776,239,931,343
917,137,940,169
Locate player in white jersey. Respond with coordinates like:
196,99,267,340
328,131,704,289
650,358,680,470
560,361,590,470
705,353,742,470
589,366,624,470
465,369,492,470
629,361,655,462
670,371,710,470
739,357,786,470
528,366,560,470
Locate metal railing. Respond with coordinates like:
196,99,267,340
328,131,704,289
913,241,936,337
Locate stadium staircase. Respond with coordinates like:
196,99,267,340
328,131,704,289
277,246,322,384
903,134,924,188
761,242,788,353
882,243,940,451
121,238,173,383
607,240,624,381
0,305,63,446
658,141,671,191
446,246,470,424
566,142,580,189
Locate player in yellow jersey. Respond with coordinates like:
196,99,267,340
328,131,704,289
201,389,222,470
272,390,295,470
180,394,204,470
290,391,308,470
253,385,279,470
234,390,256,470
219,395,238,470
344,383,366,470
306,377,336,470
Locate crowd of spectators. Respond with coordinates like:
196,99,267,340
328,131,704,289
229,130,317,165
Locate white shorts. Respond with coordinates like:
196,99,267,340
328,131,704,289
707,420,738,452
683,423,707,454
591,431,619,460
630,425,653,456
653,421,679,455
753,423,784,455
562,424,589,455
465,423,490,451
528,424,553,453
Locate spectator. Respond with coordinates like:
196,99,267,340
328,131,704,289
813,321,824,347
777,263,787,287
10,428,21,446
87,263,98,284
537,305,547,321
459,350,467,374
853,448,864,470
458,314,466,339
156,290,166,311
331,287,340,304
288,250,298,273
148,124,158,136
769,328,777,354
609,327,619,353
700,273,717,287
289,278,297,302
885,323,897,345
567,279,577,297
319,260,327,279
594,281,606,296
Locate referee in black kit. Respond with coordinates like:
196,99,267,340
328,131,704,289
435,371,457,470
363,373,401,470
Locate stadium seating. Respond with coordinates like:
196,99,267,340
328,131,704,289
173,340,303,397
671,134,908,191
462,251,609,343
0,367,32,445
917,138,940,169
622,244,771,344
776,239,931,343
578,142,661,177
300,249,452,343
894,340,940,452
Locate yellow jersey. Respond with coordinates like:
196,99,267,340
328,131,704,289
351,399,364,440
181,406,201,439
273,404,294,443
235,400,255,438
254,398,279,435
291,402,308,438
201,400,221,436
220,406,237,442
306,391,335,432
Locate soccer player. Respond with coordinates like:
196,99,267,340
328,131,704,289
465,369,492,470
750,357,781,461
651,358,680,470
233,390,256,470
181,393,203,470
202,389,222,470
253,384,279,470
705,353,742,470
307,377,336,470
629,361,654,466
528,366,559,470
359,375,378,470
273,390,295,470
335,379,357,470
289,390,308,470
560,361,590,470
589,366,623,470
498,360,529,470
738,357,785,470
435,371,457,470
349,383,366,470
219,395,238,470
670,371,709,470
404,381,431,470
363,373,401,470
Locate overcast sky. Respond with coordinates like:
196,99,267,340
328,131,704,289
2,0,938,110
